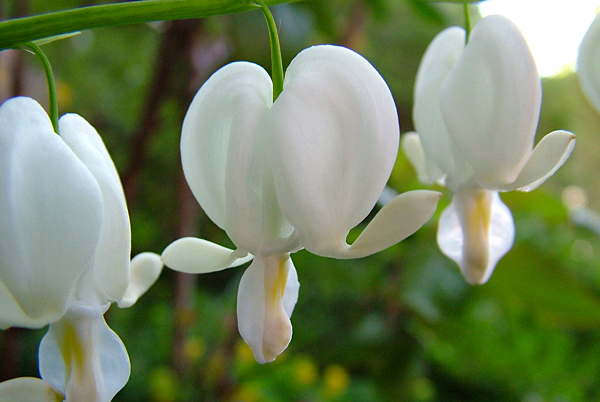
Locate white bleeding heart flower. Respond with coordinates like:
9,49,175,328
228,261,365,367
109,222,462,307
402,15,575,284
162,44,440,363
0,97,163,401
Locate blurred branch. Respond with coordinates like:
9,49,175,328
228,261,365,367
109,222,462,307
338,0,368,49
121,19,200,203
0,0,298,50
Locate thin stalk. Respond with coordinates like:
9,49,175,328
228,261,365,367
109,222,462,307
0,0,295,51
22,42,59,133
463,2,472,43
255,0,284,101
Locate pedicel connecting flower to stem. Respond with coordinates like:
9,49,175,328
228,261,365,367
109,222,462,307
0,96,163,402
402,15,575,285
160,1,441,364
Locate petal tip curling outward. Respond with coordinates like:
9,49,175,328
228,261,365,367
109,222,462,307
0,377,64,402
321,190,441,259
237,255,299,364
578,14,600,114
499,130,575,192
117,252,164,308
438,191,514,285
161,237,253,274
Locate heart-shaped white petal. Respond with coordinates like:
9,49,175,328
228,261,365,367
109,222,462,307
440,15,541,188
437,190,514,284
118,252,164,308
0,97,103,329
161,237,253,274
499,130,576,192
0,377,63,402
237,254,298,364
181,62,295,254
39,303,130,402
578,14,600,113
413,26,465,182
270,45,399,255
60,114,131,304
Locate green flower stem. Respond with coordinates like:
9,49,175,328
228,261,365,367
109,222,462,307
463,2,472,43
0,0,295,51
23,42,59,133
255,0,284,102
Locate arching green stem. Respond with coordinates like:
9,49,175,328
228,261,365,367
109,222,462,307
255,0,284,101
22,42,59,134
0,0,296,51
463,2,472,43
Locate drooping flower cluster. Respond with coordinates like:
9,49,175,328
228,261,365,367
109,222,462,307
0,97,163,402
161,44,441,363
0,6,585,399
402,15,575,284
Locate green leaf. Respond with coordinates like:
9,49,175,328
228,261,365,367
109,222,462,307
489,242,600,330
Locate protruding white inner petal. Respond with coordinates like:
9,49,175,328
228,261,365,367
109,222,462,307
237,254,297,364
438,190,514,284
39,303,130,402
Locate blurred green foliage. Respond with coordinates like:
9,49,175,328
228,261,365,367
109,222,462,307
1,0,600,401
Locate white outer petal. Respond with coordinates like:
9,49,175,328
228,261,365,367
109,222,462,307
0,377,63,402
271,45,399,255
161,237,252,274
237,254,297,364
0,97,103,329
500,130,576,192
60,114,131,303
329,190,441,259
39,303,130,402
437,190,514,284
441,15,541,188
413,26,465,181
118,252,164,308
401,132,434,185
578,13,600,113
181,62,294,254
